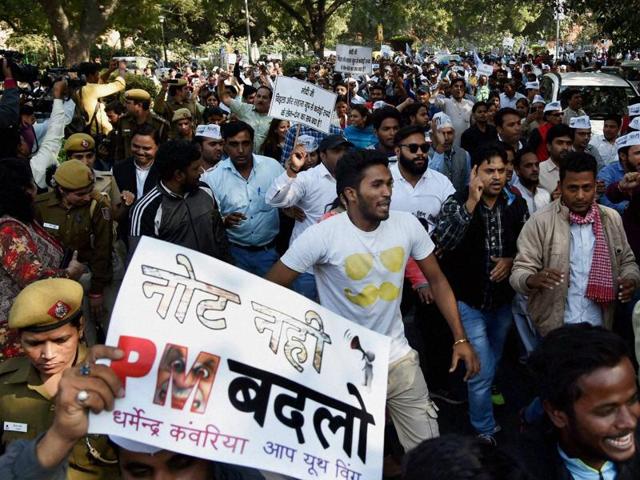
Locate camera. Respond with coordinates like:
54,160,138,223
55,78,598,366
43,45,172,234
45,67,86,89
0,50,40,83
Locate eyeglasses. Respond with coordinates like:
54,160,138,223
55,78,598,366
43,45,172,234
399,143,429,153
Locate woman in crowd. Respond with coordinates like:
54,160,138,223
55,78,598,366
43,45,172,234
344,104,377,148
261,119,290,161
0,158,84,360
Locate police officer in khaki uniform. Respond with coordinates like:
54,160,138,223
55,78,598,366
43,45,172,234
35,161,113,341
0,278,119,479
154,78,202,125
169,107,194,141
112,88,169,163
63,133,123,219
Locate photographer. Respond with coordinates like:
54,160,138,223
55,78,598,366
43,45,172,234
77,60,126,136
27,80,69,189
0,58,19,129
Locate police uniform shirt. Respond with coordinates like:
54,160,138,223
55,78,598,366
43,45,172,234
0,345,119,479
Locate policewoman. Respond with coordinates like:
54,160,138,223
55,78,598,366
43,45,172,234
35,160,113,344
0,278,119,479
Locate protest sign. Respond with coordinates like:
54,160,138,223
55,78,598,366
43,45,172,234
502,37,515,49
90,237,389,480
380,45,392,59
477,63,494,77
335,45,373,75
268,76,337,134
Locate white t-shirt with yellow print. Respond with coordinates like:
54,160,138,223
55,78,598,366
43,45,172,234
281,210,434,362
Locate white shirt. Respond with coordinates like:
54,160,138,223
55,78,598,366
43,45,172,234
265,162,337,245
135,162,153,198
30,99,66,189
590,134,619,166
499,91,526,109
511,177,551,214
281,211,434,362
389,163,455,232
434,95,474,147
538,159,560,193
564,223,603,326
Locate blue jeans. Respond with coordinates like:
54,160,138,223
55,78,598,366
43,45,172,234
230,245,279,278
458,301,513,435
292,272,318,301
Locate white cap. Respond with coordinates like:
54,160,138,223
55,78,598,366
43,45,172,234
195,124,222,140
297,134,318,152
628,103,640,117
109,436,162,455
569,115,591,130
616,131,640,151
525,81,540,90
433,112,454,130
298,66,307,73
532,95,545,105
628,116,640,131
543,101,562,113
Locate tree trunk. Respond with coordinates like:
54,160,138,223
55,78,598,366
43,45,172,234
37,0,120,66
311,14,326,57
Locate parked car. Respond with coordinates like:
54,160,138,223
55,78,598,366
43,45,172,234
112,56,157,74
541,72,639,134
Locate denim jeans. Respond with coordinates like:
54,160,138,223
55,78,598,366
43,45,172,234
292,272,318,301
230,245,279,278
458,301,513,435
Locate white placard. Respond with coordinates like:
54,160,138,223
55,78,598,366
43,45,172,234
335,45,373,75
268,76,337,134
477,63,494,77
380,45,392,59
502,37,515,49
90,237,389,480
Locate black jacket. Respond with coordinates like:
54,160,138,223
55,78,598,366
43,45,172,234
113,157,159,242
113,157,159,199
508,424,640,480
128,181,232,264
435,188,529,309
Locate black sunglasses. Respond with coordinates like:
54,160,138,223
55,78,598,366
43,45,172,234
399,143,429,153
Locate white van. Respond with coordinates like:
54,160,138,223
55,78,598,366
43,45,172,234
541,72,639,135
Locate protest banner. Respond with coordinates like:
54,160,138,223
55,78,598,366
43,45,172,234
268,76,337,134
502,37,515,49
335,44,373,75
477,63,494,77
90,237,390,480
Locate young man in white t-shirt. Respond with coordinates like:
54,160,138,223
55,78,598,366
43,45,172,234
266,149,479,452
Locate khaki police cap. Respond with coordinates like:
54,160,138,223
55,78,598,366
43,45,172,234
53,159,95,190
171,78,188,87
64,133,95,153
9,278,84,332
124,88,151,102
172,108,192,122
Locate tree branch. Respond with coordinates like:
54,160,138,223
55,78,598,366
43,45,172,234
268,0,307,26
326,0,350,18
37,0,71,44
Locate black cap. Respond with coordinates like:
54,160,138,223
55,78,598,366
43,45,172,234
318,134,353,152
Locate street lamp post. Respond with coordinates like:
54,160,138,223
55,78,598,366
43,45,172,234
159,15,168,65
244,0,252,64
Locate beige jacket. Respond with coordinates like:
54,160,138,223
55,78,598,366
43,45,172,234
510,200,640,336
